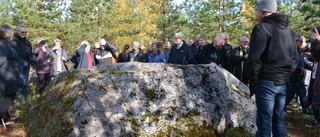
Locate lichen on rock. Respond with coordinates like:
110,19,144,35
26,62,256,136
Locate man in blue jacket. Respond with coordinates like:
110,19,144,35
247,0,299,136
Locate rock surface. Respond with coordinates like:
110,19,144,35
26,62,256,136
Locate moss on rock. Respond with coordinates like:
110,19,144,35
25,63,256,136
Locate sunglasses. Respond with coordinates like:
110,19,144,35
20,31,27,34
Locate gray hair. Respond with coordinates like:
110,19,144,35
198,35,207,41
133,41,140,46
81,40,90,46
16,24,27,31
0,25,14,40
213,36,224,45
217,33,226,39
54,38,61,44
175,32,184,40
223,33,229,39
239,36,249,42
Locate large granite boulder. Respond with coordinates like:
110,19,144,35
26,63,256,136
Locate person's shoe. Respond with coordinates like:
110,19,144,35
291,102,300,108
0,121,15,127
306,120,320,127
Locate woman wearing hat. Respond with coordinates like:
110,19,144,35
33,39,52,94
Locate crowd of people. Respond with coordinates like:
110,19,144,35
0,0,320,136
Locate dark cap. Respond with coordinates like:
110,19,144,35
124,44,130,50
39,40,48,45
295,34,306,43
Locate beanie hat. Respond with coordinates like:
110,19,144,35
124,44,130,50
256,0,277,13
39,40,48,45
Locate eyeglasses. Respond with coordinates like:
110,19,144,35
174,37,180,39
20,31,27,34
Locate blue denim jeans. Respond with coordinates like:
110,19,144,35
21,60,30,101
254,80,286,137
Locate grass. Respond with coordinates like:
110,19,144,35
285,103,320,137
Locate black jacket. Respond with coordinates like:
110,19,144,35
168,41,195,64
206,44,228,67
117,52,130,62
310,39,320,91
70,54,78,69
301,47,313,71
230,46,249,84
311,39,320,61
11,33,36,66
190,42,199,56
247,13,299,85
0,39,23,96
289,48,306,82
224,43,234,73
95,43,118,66
128,49,148,62
193,44,210,64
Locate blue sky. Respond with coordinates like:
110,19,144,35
173,0,183,5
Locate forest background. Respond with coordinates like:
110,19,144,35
0,0,319,55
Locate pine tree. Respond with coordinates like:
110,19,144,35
149,0,174,45
66,0,103,48
5,0,318,52
239,0,258,38
165,8,192,43
292,0,320,38
181,0,205,37
12,0,67,45
183,0,243,44
148,0,192,47
0,0,15,26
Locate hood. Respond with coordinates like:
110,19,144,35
0,39,11,45
260,13,290,29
